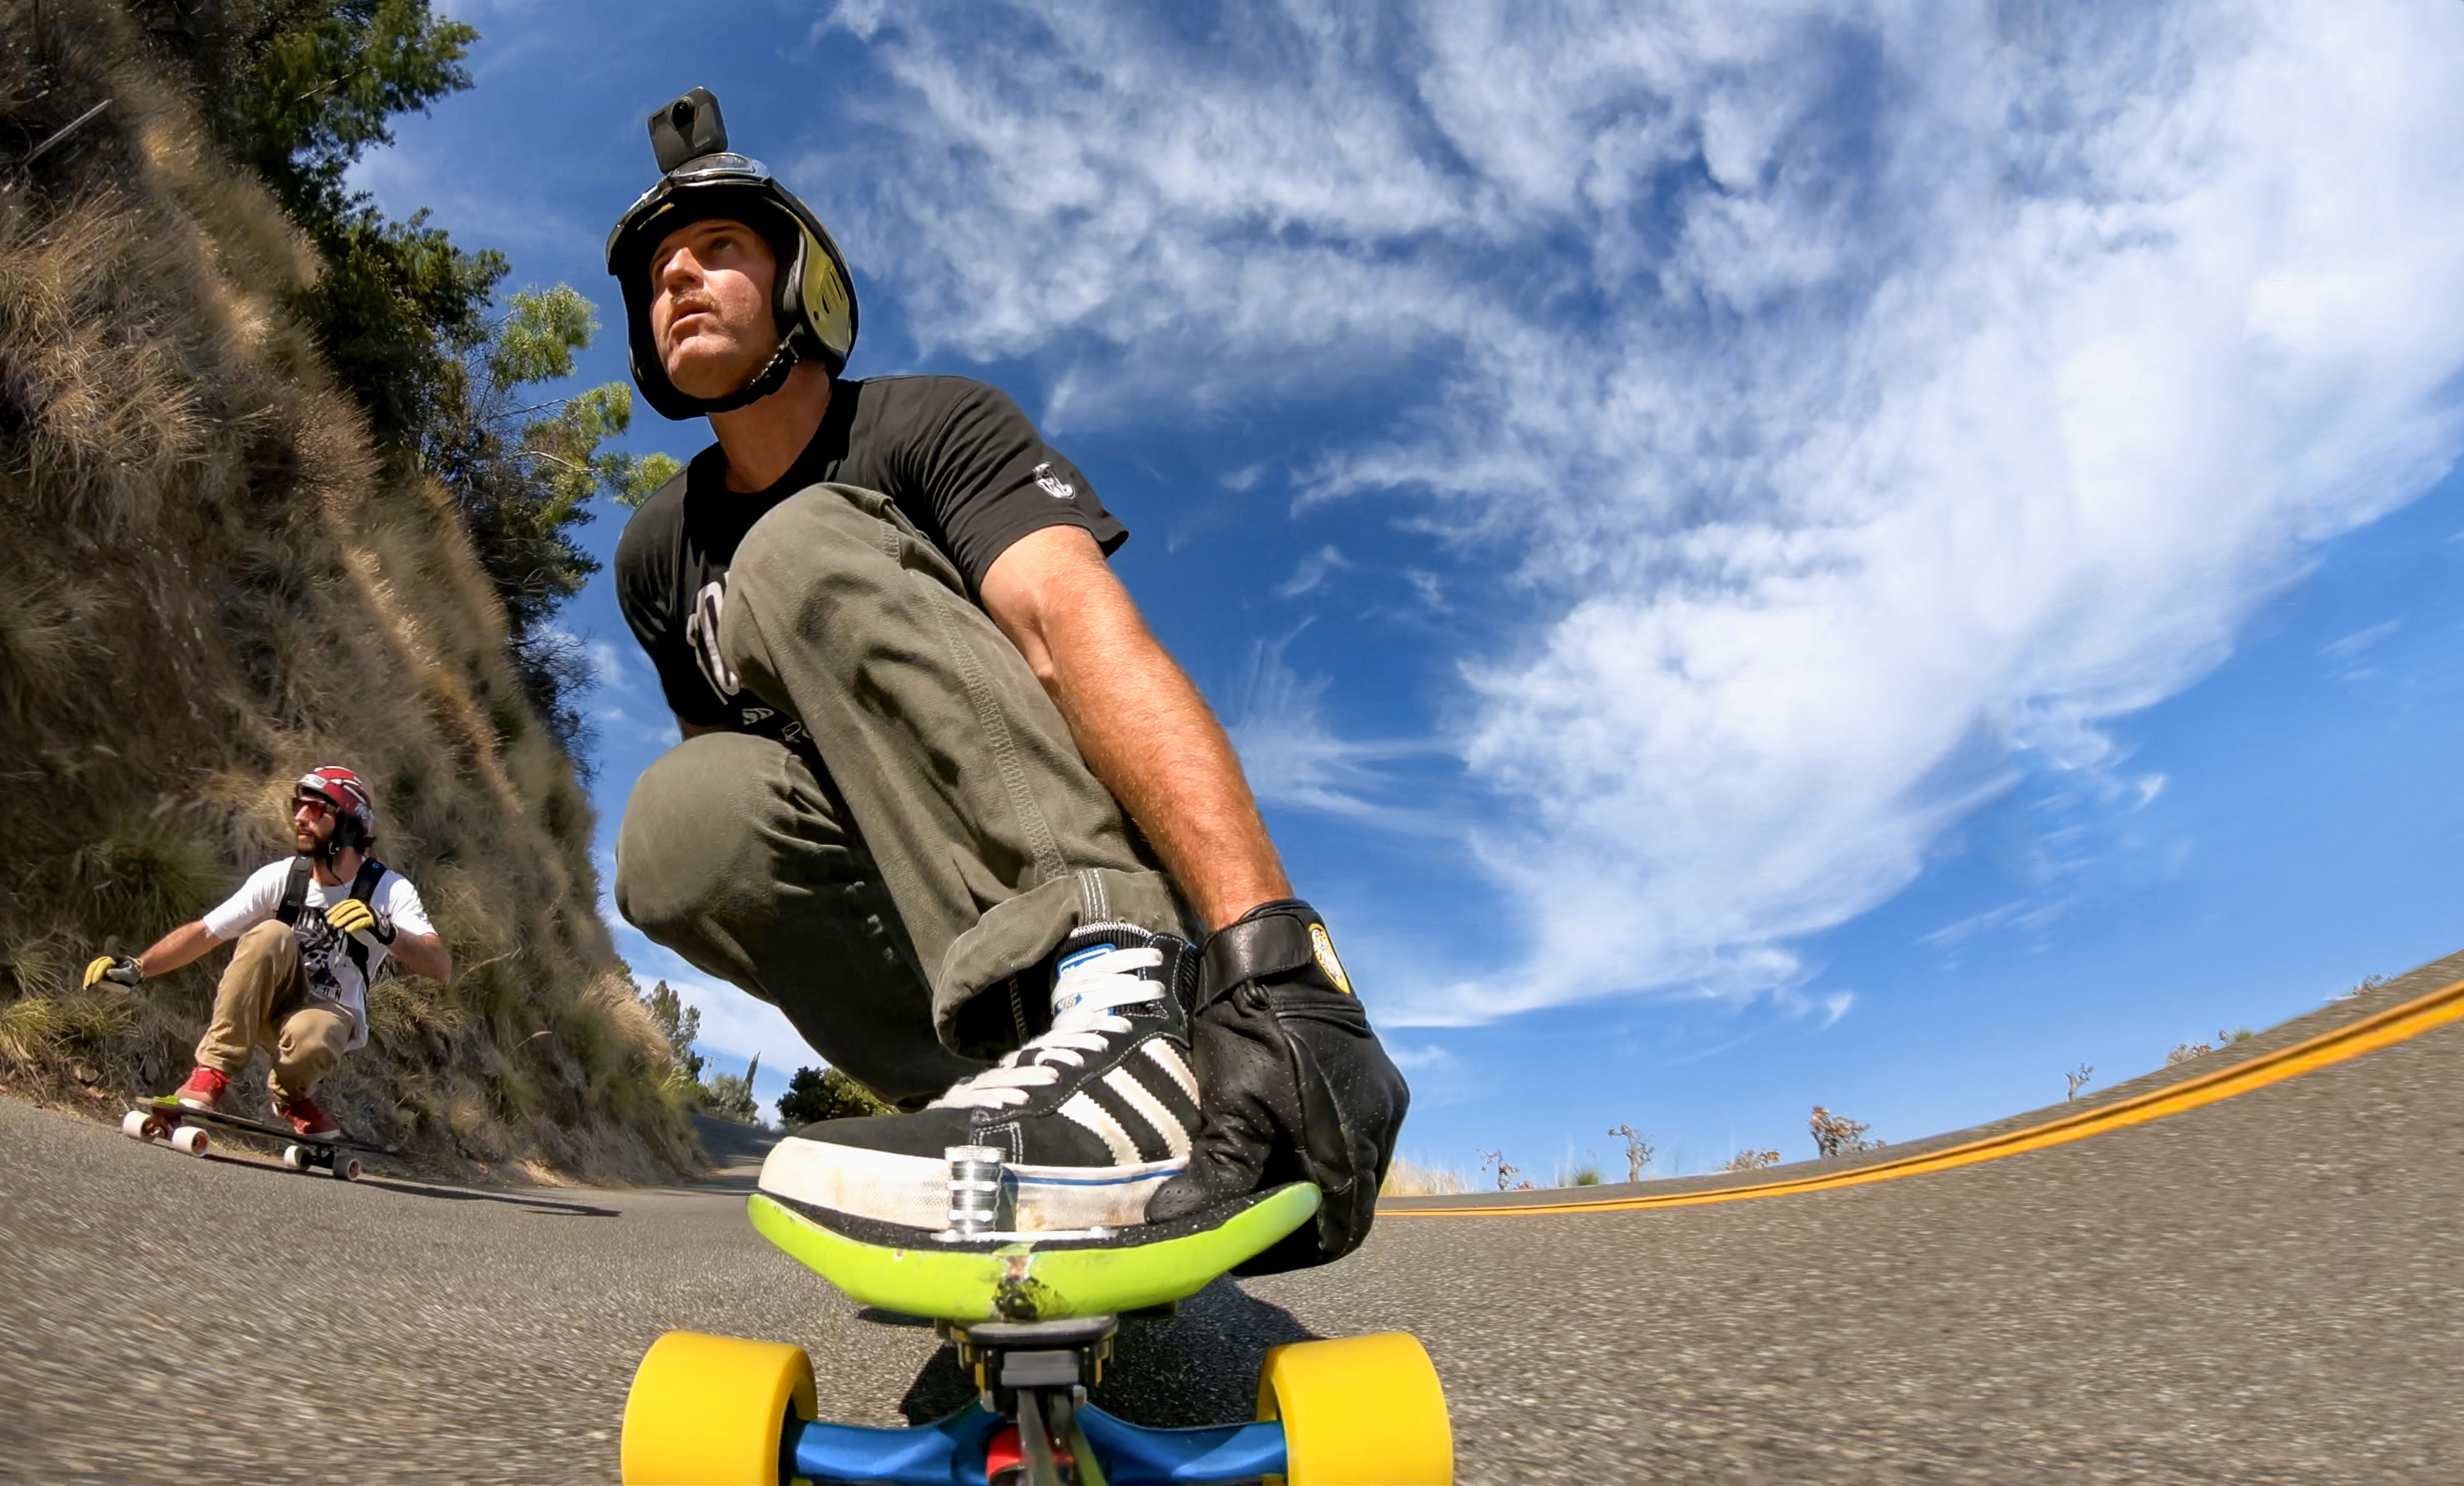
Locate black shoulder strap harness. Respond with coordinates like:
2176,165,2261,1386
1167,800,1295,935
276,855,391,980
275,855,314,926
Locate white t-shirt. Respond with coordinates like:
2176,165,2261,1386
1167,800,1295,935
202,858,436,1052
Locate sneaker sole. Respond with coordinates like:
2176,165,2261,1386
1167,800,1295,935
759,1135,1187,1232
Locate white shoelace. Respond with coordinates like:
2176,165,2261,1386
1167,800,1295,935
929,947,1166,1113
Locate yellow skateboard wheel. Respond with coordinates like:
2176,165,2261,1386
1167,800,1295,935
1257,1331,1453,1485
621,1331,816,1486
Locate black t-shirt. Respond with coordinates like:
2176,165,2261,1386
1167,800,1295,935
615,374,1126,745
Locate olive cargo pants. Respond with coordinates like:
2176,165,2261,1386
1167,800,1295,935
613,484,1191,1105
193,922,351,1100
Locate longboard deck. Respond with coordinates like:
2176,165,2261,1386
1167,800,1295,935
136,1097,399,1156
750,1181,1321,1323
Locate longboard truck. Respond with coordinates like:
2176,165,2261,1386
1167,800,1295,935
623,1147,1452,1485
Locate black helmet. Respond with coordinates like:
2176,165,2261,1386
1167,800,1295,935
605,88,858,420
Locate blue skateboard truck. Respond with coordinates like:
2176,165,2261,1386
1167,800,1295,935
621,1174,1451,1485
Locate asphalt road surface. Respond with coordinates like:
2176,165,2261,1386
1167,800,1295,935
5,956,2462,1485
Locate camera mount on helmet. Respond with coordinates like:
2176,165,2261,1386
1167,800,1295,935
649,89,730,175
606,87,860,421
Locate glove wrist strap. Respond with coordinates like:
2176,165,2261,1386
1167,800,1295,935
1198,898,1319,1006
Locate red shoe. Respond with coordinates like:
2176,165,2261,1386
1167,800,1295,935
272,1092,341,1140
169,1066,231,1112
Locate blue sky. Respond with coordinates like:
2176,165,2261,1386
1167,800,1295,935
357,0,2464,1178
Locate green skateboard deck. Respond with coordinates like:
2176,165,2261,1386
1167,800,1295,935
750,1181,1321,1323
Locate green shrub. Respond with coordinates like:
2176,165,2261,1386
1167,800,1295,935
0,574,108,718
776,1065,896,1127
0,995,65,1063
5,940,67,998
701,1053,762,1125
89,825,224,942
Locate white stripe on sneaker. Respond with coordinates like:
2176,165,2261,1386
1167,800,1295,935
1103,1065,1191,1159
1143,1039,1200,1104
1058,1091,1140,1164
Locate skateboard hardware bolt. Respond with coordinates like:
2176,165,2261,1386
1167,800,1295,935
944,1145,1004,1238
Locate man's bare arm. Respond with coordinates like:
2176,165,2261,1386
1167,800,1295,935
130,920,220,978
388,931,453,984
980,525,1290,931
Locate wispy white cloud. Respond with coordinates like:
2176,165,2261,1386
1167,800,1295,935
585,639,640,694
2322,618,2401,660
1275,544,1351,599
1921,898,2070,951
1225,632,1436,823
816,0,2464,1023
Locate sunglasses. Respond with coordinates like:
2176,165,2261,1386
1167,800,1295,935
293,794,336,819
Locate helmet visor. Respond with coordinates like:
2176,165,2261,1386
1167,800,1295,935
608,155,780,276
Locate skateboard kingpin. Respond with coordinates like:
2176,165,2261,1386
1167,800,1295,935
121,1097,395,1181
621,1147,1452,1486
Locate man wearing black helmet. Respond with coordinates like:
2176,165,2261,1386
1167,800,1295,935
84,766,452,1138
608,90,1404,1271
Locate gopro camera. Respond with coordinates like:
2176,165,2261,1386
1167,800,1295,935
649,87,728,174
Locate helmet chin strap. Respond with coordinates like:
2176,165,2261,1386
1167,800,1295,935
677,334,803,416
308,816,356,868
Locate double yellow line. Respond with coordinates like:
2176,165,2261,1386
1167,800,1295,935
1387,973,2464,1218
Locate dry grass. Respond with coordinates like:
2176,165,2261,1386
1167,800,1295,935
1380,1156,1473,1197
0,1,693,1184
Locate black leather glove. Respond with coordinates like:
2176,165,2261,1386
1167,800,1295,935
82,955,143,990
1146,900,1409,1274
325,898,394,943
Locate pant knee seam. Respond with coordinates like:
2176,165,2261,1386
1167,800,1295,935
920,564,1068,889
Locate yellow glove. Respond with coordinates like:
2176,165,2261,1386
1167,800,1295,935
325,898,394,942
83,955,143,989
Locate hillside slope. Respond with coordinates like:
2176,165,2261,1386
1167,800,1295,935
0,2,694,1180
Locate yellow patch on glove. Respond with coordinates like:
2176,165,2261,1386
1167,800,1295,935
325,898,376,936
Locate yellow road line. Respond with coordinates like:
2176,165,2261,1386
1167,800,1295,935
1386,974,2464,1219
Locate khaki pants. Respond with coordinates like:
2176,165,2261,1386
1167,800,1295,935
615,484,1191,1104
194,922,350,1101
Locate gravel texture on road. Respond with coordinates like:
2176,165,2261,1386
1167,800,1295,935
4,962,2460,1485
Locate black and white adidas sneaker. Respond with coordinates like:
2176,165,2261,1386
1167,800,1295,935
757,924,1203,1233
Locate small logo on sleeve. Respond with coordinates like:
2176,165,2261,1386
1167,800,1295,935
1032,462,1077,501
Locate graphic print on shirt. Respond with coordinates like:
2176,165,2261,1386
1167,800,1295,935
683,574,811,745
295,912,358,1012
685,577,740,700
737,703,808,746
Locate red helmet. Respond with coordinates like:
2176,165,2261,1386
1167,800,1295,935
293,765,375,847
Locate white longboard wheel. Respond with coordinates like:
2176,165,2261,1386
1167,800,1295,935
332,1156,362,1182
121,1111,152,1141
282,1145,310,1172
170,1125,209,1157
